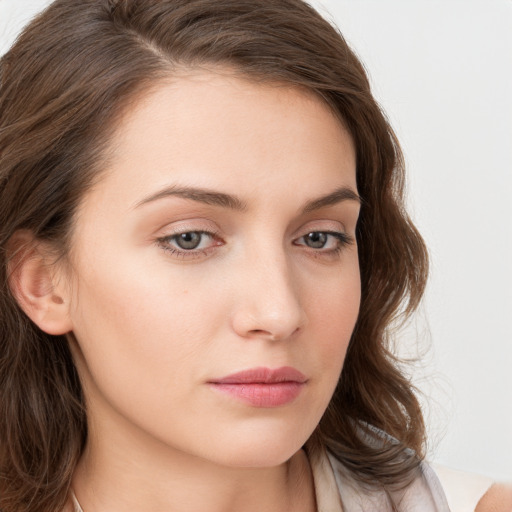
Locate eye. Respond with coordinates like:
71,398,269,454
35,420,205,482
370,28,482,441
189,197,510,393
295,231,353,253
157,230,221,258
173,232,205,250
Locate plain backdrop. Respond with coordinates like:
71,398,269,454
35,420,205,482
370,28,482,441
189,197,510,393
1,0,511,481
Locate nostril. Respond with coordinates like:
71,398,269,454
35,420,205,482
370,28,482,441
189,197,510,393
248,329,275,339
247,327,301,341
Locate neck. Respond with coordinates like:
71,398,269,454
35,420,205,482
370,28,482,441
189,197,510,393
71,407,316,512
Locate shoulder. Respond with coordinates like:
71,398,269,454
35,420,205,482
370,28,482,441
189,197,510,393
475,483,512,512
326,452,450,512
435,465,512,512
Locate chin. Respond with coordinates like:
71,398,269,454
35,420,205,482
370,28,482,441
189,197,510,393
210,446,300,469
198,422,314,469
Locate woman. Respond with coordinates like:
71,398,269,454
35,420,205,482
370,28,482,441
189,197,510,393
0,1,449,511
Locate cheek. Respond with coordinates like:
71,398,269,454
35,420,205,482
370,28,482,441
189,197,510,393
300,255,361,389
68,250,224,394
308,256,361,340
68,257,230,452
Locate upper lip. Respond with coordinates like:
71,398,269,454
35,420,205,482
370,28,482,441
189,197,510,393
209,366,307,384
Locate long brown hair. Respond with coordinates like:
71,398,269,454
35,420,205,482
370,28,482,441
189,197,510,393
0,1,428,510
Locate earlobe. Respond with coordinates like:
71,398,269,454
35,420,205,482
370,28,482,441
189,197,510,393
7,230,73,336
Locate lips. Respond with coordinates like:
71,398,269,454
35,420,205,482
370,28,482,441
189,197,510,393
208,366,307,407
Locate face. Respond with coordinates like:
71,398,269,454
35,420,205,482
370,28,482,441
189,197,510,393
65,69,361,468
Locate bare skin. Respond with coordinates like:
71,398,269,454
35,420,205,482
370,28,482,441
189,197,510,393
67,449,316,512
475,483,512,512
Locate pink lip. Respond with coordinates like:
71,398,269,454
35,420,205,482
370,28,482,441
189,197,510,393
208,367,307,407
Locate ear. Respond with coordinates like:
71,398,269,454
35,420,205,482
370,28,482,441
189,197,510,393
7,230,73,335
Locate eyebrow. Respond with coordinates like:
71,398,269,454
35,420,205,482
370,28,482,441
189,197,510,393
301,186,361,213
134,184,360,213
134,185,247,211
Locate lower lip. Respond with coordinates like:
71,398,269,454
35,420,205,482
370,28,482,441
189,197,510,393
209,382,305,407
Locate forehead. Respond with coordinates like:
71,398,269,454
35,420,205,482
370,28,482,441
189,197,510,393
81,69,356,215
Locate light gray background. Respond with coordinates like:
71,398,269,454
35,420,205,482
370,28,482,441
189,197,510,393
1,0,511,480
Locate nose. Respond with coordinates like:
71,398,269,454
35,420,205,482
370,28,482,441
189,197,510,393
230,248,307,342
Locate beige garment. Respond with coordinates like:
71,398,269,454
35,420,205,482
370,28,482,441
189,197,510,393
71,492,83,512
71,443,450,512
309,443,450,512
433,464,494,512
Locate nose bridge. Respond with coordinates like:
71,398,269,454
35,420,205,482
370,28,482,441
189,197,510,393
231,238,306,340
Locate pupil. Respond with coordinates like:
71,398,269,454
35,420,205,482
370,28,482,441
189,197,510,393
176,232,201,250
306,232,327,248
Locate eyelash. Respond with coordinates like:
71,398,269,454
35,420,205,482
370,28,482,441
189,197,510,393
156,230,354,260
